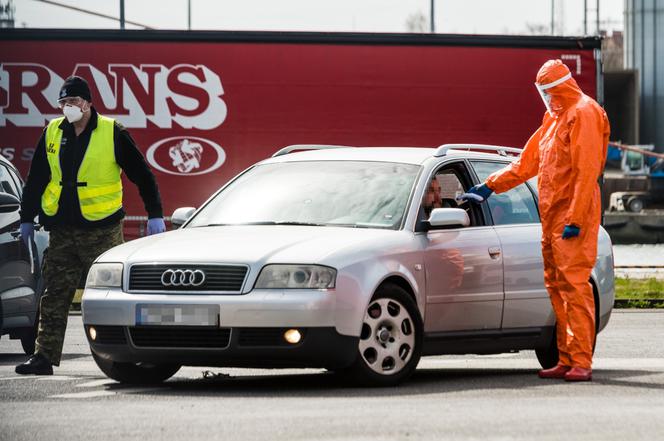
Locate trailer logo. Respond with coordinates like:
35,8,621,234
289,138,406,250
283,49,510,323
146,136,226,176
0,63,227,129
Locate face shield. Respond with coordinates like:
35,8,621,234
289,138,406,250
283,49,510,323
534,72,572,116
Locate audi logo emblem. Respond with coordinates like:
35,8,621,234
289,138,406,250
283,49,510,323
161,269,206,287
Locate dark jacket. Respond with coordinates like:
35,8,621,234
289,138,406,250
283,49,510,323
20,108,163,229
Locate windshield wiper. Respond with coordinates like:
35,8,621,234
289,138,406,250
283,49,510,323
201,221,326,227
272,221,326,226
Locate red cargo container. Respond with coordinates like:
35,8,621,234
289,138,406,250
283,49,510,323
0,29,602,238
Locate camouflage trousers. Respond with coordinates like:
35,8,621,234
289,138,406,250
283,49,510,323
35,222,124,365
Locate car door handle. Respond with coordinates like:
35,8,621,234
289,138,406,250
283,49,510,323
488,247,501,259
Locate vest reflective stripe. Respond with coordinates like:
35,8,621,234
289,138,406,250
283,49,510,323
42,115,123,221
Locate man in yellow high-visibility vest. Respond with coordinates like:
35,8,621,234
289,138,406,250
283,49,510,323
15,76,166,375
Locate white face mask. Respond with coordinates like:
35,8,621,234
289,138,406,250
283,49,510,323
62,104,84,123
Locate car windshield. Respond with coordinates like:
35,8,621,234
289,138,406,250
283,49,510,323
187,161,421,230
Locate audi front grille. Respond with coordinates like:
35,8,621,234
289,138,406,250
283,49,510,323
129,326,231,348
128,264,248,292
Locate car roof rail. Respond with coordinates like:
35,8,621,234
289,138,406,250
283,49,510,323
272,144,355,157
434,144,522,158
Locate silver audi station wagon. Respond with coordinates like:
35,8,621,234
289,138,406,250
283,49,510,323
82,145,614,386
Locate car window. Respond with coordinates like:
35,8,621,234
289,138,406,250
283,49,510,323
470,161,540,225
0,165,20,198
188,161,421,230
419,162,484,228
420,172,464,217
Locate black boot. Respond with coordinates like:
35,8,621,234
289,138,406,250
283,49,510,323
15,353,53,375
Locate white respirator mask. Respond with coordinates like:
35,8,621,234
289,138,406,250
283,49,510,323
62,104,84,123
535,72,571,116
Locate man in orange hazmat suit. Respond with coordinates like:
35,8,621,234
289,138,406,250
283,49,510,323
460,59,610,382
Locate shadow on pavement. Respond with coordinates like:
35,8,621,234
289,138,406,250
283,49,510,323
103,367,664,398
0,353,89,366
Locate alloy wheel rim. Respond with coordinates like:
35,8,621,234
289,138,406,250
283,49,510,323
359,298,415,375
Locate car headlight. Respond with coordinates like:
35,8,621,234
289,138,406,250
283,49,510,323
85,263,123,288
255,264,336,289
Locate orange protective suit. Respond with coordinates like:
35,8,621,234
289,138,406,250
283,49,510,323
486,60,610,369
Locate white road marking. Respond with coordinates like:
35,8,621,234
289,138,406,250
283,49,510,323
50,390,116,399
37,375,79,381
0,376,34,381
418,357,664,371
48,387,160,399
478,353,521,358
111,387,162,394
76,379,116,388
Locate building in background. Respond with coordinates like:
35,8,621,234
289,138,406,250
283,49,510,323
625,0,663,153
0,0,15,28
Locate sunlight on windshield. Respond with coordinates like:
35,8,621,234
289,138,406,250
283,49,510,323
188,161,420,229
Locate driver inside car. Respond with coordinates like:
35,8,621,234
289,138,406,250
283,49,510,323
421,177,443,218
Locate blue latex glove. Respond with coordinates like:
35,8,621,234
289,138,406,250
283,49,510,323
146,218,166,235
562,224,580,239
19,222,34,247
457,183,494,203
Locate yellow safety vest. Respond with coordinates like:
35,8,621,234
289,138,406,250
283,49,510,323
42,115,123,221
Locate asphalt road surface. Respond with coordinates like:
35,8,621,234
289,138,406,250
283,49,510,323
1,310,663,441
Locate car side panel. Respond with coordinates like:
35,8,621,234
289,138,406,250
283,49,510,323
593,226,615,332
331,238,427,337
495,223,554,328
419,226,504,332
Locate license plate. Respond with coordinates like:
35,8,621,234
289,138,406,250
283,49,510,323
136,304,219,326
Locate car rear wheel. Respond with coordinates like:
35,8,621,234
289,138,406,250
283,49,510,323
535,329,559,369
21,260,46,355
536,324,598,370
346,283,423,386
20,321,38,355
92,352,180,384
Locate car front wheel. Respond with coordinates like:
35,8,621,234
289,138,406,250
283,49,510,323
92,352,180,384
346,283,423,386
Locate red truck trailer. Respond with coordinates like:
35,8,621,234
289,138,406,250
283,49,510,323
0,29,602,238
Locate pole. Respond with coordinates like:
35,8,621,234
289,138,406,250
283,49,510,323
550,0,555,35
119,0,125,29
583,0,587,34
596,0,600,34
187,0,191,30
430,0,435,33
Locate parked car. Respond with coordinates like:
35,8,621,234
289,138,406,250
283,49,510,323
0,155,49,354
82,144,615,386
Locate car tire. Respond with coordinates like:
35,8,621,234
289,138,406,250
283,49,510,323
535,329,559,369
627,196,644,213
536,325,598,370
345,282,423,387
92,352,180,384
20,321,37,355
21,262,46,355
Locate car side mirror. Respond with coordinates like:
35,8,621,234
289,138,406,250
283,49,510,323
426,208,470,230
0,192,20,213
171,207,196,229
